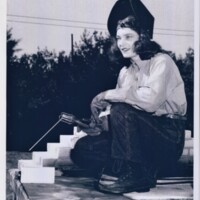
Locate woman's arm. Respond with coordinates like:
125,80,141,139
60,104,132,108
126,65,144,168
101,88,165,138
103,56,174,112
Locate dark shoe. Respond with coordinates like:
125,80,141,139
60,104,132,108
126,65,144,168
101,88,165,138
99,161,158,188
97,163,152,194
98,159,125,182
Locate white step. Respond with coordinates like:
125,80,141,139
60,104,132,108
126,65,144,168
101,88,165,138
42,158,58,167
32,151,58,165
54,146,75,166
47,142,74,166
184,138,193,148
56,156,74,166
182,148,189,156
180,151,193,163
73,126,79,135
189,149,193,156
59,134,86,148
57,146,72,158
185,130,192,139
47,143,71,156
73,126,87,137
20,167,55,184
18,159,41,170
59,135,77,148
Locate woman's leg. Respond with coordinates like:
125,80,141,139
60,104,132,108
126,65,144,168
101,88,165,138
70,132,111,175
110,102,185,168
110,103,144,163
98,102,185,193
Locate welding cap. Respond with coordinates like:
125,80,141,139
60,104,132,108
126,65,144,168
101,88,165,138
107,0,154,38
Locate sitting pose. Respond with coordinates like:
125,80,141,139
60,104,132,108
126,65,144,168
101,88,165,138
71,0,187,194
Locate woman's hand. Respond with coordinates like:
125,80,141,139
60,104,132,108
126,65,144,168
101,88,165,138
90,92,108,124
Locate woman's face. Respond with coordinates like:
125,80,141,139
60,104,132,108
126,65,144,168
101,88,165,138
116,27,139,59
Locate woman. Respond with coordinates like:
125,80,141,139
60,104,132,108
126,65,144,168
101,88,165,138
71,0,187,194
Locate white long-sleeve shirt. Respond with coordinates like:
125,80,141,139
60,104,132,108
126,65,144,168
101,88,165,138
104,53,187,116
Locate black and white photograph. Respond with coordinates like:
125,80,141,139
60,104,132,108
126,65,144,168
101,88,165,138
1,0,199,199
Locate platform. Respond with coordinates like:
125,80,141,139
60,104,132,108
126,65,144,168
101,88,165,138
9,168,193,200
7,130,193,199
8,169,129,200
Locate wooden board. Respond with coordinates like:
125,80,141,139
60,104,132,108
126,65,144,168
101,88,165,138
9,169,129,200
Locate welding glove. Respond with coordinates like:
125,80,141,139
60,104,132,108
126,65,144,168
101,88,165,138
90,92,109,125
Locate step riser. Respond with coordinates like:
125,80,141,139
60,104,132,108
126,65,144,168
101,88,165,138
20,167,55,184
59,135,75,147
18,159,41,170
47,143,71,157
58,147,72,158
184,139,193,148
185,130,192,139
59,133,87,148
32,152,58,165
42,158,57,167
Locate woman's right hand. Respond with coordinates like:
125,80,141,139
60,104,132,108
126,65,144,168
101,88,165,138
90,92,108,124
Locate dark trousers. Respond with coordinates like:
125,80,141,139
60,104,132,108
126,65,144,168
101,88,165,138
71,103,185,173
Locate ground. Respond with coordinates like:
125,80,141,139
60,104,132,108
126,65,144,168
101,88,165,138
7,151,193,200
6,151,32,200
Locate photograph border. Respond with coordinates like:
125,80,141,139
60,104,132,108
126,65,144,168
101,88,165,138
1,0,200,199
193,0,200,198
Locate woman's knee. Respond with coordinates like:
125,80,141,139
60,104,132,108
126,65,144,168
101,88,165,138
110,103,137,120
111,103,130,115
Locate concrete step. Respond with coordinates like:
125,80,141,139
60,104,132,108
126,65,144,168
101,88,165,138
182,148,190,156
57,146,72,158
18,159,41,170
59,135,76,148
59,134,86,149
47,143,71,156
73,126,88,137
41,158,58,167
20,167,55,184
185,130,192,139
180,130,193,163
32,151,58,166
184,138,193,148
18,158,58,169
18,156,58,170
47,143,74,166
55,156,74,167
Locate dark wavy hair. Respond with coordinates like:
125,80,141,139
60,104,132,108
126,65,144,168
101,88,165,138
108,16,163,64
